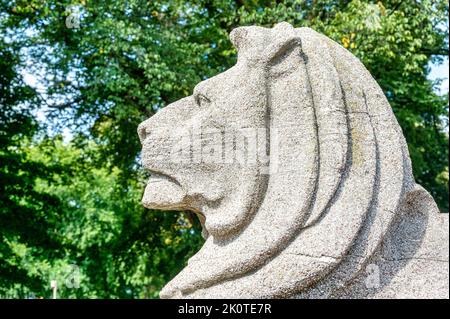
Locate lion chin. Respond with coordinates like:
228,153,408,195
139,22,449,299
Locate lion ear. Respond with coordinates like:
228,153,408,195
265,36,302,78
230,23,301,65
229,27,248,52
265,36,302,65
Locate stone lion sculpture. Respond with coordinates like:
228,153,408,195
138,22,449,299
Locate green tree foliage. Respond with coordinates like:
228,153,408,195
26,138,203,298
0,0,448,297
0,36,64,298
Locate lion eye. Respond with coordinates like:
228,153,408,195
195,93,211,108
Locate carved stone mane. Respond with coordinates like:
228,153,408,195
138,22,449,299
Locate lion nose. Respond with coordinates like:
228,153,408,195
138,119,151,144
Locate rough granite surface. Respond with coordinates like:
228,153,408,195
137,22,449,299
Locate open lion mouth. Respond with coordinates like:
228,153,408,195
142,171,186,210
142,171,209,239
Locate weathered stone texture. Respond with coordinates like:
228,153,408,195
138,22,449,299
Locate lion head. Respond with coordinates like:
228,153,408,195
138,22,438,298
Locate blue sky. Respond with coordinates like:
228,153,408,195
429,57,449,94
